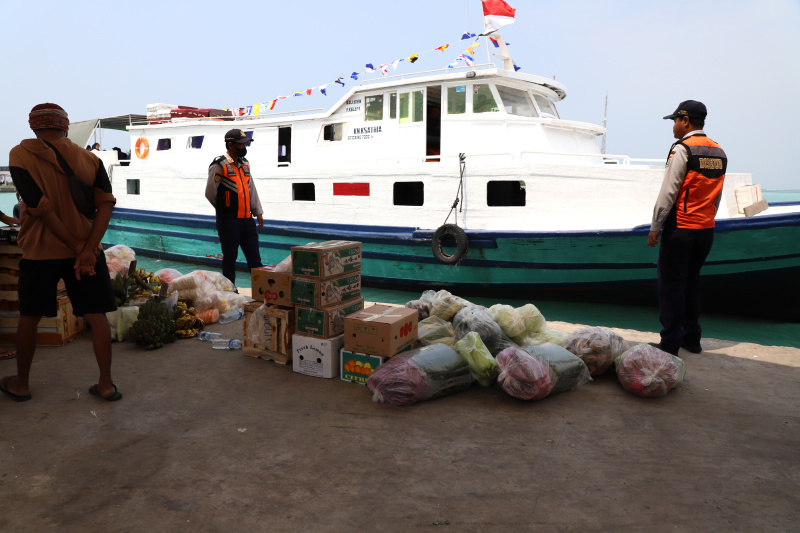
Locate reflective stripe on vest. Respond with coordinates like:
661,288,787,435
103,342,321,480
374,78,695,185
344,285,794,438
674,135,727,229
219,161,252,218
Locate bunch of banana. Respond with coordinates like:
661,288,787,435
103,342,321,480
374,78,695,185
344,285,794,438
173,301,205,339
111,274,137,307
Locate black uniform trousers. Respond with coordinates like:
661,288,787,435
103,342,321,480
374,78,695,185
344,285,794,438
215,216,263,285
657,223,714,354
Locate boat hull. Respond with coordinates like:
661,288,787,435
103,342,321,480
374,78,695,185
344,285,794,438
103,208,800,320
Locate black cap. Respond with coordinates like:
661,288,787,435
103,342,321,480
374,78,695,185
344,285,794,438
224,129,252,144
663,100,707,120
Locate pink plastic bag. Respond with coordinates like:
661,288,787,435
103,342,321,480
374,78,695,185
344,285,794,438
496,346,554,400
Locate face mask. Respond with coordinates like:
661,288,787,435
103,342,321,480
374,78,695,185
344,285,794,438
235,146,247,158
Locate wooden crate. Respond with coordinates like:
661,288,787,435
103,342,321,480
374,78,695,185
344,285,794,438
242,301,295,364
0,295,86,346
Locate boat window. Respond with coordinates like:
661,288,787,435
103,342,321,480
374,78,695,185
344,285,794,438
533,94,558,118
393,182,424,206
320,122,345,142
127,179,140,195
292,183,315,201
399,93,410,123
156,138,172,151
496,85,537,117
244,131,254,141
365,95,383,121
487,181,526,206
473,84,499,114
447,86,467,115
187,136,204,149
389,93,397,119
413,91,424,122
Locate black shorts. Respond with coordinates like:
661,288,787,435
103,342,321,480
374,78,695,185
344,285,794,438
18,253,117,317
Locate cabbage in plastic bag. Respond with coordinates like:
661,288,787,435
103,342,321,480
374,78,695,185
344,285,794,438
523,343,591,395
614,343,686,398
455,332,498,387
517,303,547,334
496,346,554,400
488,304,526,339
514,327,568,347
453,305,517,356
418,316,456,347
429,290,470,321
562,327,629,376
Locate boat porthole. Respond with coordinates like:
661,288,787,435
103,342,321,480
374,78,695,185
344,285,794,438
431,224,469,265
135,137,149,159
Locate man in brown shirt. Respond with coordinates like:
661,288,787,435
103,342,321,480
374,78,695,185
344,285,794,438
1,103,120,402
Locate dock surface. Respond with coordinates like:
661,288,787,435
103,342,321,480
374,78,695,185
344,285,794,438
1,312,798,531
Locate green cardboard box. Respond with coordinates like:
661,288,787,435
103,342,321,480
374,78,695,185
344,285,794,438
296,298,365,339
291,240,362,279
291,273,361,308
340,349,387,385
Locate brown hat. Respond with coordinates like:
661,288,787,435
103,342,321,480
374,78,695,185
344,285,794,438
29,103,69,131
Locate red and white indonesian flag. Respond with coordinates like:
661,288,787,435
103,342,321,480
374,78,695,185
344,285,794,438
482,0,516,33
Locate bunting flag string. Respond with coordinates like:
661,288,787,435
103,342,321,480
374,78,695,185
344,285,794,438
225,24,519,116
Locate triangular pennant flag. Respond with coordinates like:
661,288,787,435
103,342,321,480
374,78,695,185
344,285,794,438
335,77,345,87
293,91,303,97
489,37,510,48
513,63,521,71
253,104,261,115
268,99,277,110
391,59,402,70
351,72,359,80
379,64,389,76
306,88,314,95
435,44,450,51
319,84,328,95
465,42,480,55
408,53,419,63
461,31,476,40
365,63,376,73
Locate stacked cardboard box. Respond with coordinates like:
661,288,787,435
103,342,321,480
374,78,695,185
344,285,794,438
340,304,419,385
244,266,296,363
290,241,364,378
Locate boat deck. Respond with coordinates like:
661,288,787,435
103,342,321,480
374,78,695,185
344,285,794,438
2,312,798,530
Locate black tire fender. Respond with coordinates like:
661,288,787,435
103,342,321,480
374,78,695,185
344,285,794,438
431,224,468,265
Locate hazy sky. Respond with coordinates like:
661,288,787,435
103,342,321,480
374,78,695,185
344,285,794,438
2,0,798,188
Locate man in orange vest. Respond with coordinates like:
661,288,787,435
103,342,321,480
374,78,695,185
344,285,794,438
205,129,264,287
648,100,726,356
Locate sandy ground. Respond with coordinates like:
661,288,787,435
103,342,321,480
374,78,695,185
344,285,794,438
1,298,798,532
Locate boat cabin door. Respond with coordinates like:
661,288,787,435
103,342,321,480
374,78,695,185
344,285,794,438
278,126,292,167
426,86,441,162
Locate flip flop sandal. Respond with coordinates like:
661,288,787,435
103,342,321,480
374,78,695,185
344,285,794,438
0,375,32,402
89,383,122,402
0,350,17,361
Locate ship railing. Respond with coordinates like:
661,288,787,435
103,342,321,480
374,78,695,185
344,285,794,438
358,63,495,86
129,108,326,127
518,151,662,166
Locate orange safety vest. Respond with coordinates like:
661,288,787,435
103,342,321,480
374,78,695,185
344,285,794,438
671,135,727,229
214,157,252,219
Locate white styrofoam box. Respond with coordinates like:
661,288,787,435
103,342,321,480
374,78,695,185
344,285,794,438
292,333,344,378
735,184,762,214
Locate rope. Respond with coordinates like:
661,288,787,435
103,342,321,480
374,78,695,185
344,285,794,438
443,153,466,226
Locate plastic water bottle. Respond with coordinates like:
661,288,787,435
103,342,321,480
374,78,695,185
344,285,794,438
212,339,243,350
218,308,244,325
197,331,221,341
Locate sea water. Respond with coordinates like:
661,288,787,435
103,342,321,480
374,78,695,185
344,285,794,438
1,191,797,348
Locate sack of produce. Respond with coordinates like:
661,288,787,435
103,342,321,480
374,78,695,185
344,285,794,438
454,305,516,355
273,254,292,273
104,244,136,278
154,268,183,287
488,304,526,339
496,346,554,400
455,332,498,387
117,306,140,342
614,343,686,398
562,327,629,376
367,344,472,406
195,290,248,314
419,289,437,307
405,299,430,321
517,303,547,335
514,327,568,347
418,316,456,347
429,290,470,321
523,343,591,395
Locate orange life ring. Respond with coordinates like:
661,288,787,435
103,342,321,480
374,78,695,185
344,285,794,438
135,137,149,159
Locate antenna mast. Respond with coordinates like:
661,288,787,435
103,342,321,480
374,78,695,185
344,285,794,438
601,91,608,155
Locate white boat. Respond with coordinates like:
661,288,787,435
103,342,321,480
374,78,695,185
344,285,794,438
69,53,800,319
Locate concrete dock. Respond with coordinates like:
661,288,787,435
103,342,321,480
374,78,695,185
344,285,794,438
1,310,798,531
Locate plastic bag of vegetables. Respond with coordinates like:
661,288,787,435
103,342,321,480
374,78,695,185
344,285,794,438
562,327,629,376
514,327,568,347
418,316,456,347
488,304,526,339
405,299,430,321
429,290,470,321
455,332,498,387
614,343,686,398
453,305,517,355
367,344,472,406
523,343,591,395
497,346,554,400
516,303,547,335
